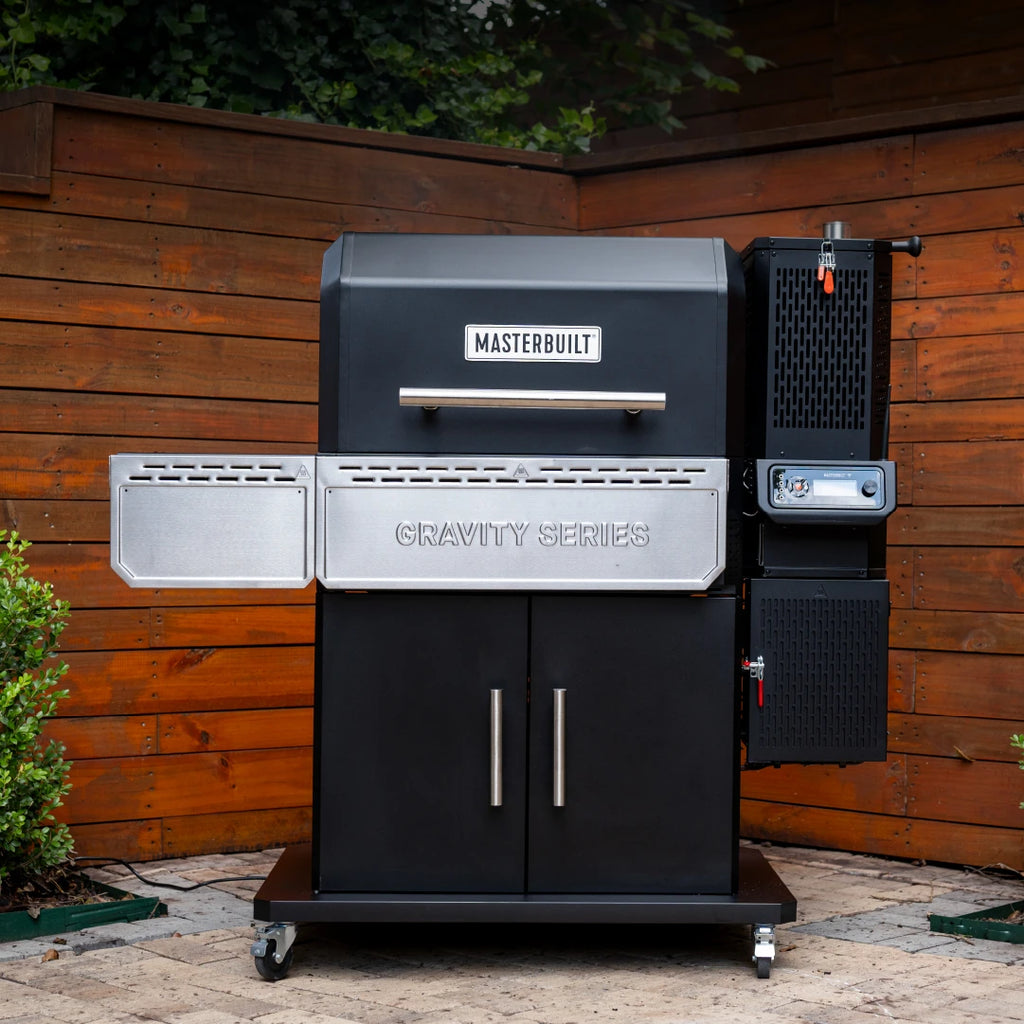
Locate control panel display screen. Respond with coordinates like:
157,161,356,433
812,478,860,498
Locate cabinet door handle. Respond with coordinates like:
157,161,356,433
490,689,503,807
553,688,567,807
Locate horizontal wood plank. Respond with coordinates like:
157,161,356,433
916,334,1024,400
908,441,1024,506
834,46,1024,117
151,605,315,648
897,816,1024,870
158,708,313,754
61,646,314,716
24,542,316,608
1,322,318,402
891,610,1024,655
739,758,907,816
0,276,316,340
47,710,314,758
58,609,151,652
915,119,1024,194
890,398,1024,442
611,187,1024,252
915,547,1024,613
578,137,914,230
161,806,311,859
46,715,155,759
0,389,315,443
888,506,1024,547
0,436,315,501
917,228,1024,298
740,801,911,858
836,0,1024,71
52,108,573,228
892,291,1024,341
908,755,1024,829
1,499,109,542
915,651,1024,719
889,713,1022,763
741,800,1024,868
63,819,162,863
0,207,323,300
0,170,571,241
63,747,313,823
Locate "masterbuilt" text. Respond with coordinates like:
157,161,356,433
472,330,596,357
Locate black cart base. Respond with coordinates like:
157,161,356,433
251,844,796,980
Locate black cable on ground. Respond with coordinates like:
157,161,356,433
73,857,265,892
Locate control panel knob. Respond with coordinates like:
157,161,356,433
861,479,879,497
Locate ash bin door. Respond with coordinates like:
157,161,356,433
528,594,738,895
316,591,528,893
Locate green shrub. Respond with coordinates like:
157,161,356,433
0,530,74,889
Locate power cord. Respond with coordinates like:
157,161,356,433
73,857,265,892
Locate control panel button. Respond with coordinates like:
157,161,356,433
861,479,878,497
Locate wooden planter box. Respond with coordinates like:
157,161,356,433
929,902,1024,944
0,881,166,943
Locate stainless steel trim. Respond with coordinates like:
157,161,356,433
490,689,503,807
399,388,665,412
316,455,728,592
553,688,566,808
109,454,315,589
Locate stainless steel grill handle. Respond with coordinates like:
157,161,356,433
399,388,665,412
553,688,566,807
490,689,503,807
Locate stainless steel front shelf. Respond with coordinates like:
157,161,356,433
110,454,316,588
111,453,728,592
316,455,727,591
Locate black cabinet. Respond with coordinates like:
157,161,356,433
316,591,737,897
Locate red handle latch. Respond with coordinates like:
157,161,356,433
743,656,766,708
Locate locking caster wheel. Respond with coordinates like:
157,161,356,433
251,922,297,982
752,923,776,980
254,941,293,981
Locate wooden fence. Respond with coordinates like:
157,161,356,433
1,87,1022,869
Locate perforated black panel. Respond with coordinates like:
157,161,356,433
747,579,888,764
743,239,893,461
771,266,871,435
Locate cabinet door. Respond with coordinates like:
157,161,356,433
528,594,737,894
317,592,528,893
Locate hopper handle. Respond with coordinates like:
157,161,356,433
889,236,923,257
399,388,666,413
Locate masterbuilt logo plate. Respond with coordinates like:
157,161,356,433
466,325,602,362
316,456,727,591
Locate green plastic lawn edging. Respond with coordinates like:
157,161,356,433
0,880,166,943
929,901,1024,944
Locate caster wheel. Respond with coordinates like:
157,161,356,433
755,956,772,979
254,940,294,981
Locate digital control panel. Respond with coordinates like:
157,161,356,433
770,465,885,510
756,460,896,524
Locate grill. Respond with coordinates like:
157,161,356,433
110,229,920,980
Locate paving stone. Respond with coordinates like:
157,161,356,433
3,846,1024,1023
134,936,238,966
